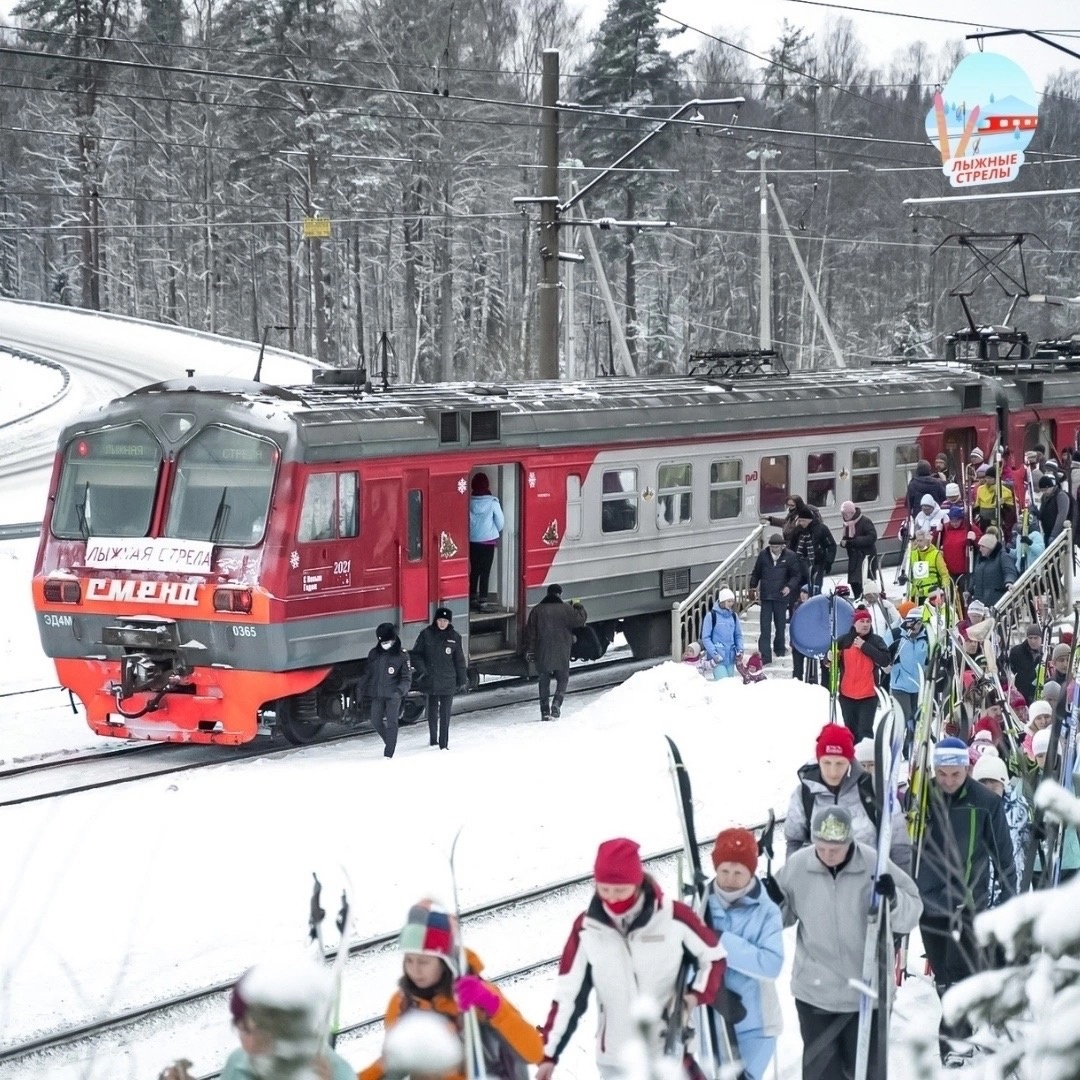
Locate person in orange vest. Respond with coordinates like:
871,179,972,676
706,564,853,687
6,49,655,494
829,605,891,741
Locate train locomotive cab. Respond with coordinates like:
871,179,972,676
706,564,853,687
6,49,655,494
32,380,334,745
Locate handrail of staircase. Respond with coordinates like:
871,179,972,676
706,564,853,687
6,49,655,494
990,523,1073,646
670,524,765,661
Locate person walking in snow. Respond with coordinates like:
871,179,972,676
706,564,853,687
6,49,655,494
906,459,947,517
791,512,836,597
784,723,912,873
412,607,468,750
523,584,587,721
703,828,784,1080
968,530,1017,609
906,529,952,603
218,953,356,1080
830,606,891,742
700,588,745,679
971,752,1032,905
748,534,801,664
914,494,948,543
538,838,730,1080
838,500,878,600
360,898,544,1080
363,623,414,759
886,611,929,735
764,807,922,1080
469,472,505,611
915,737,1017,1064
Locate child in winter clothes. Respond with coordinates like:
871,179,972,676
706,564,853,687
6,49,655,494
361,899,543,1080
703,829,784,1080
700,588,744,680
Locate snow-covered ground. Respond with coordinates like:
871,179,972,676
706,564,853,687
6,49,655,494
0,349,68,426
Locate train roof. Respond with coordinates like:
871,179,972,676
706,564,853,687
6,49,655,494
73,364,1080,462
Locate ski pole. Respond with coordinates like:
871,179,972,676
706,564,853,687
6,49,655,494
309,872,326,956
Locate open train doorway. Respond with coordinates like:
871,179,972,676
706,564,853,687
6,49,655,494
467,464,521,661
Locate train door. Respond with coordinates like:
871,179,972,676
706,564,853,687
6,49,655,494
400,469,430,624
943,426,977,479
467,463,520,657
1024,418,1057,456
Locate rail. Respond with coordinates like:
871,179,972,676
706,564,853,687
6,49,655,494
0,521,42,540
989,523,1074,644
670,524,764,661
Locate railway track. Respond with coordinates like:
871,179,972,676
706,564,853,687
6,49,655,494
0,654,652,807
1,817,781,1076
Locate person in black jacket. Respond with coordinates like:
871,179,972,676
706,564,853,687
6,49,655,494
748,533,802,663
791,513,837,596
829,607,892,740
524,584,588,721
1038,473,1071,541
838,501,878,600
969,532,1017,608
915,737,1017,1064
411,607,468,750
364,622,414,758
1008,624,1044,705
905,459,947,517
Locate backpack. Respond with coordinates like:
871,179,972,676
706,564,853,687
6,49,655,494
800,769,879,835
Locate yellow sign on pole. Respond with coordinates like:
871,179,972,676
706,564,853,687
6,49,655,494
303,216,331,239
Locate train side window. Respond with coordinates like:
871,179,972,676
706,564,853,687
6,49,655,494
895,443,921,496
566,474,583,540
299,474,336,542
601,468,638,534
807,452,836,509
407,489,424,560
709,460,742,520
759,455,790,515
851,448,880,504
338,472,359,538
657,463,692,528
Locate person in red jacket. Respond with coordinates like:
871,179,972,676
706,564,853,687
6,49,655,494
940,506,980,584
828,606,892,741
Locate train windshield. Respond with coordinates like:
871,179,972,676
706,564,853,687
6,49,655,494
164,426,277,546
52,425,162,539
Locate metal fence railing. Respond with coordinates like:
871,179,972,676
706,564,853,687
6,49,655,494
670,524,764,661
990,523,1074,644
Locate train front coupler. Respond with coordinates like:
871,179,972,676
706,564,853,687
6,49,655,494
100,616,195,718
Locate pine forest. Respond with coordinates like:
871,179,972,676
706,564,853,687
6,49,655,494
2,0,1080,380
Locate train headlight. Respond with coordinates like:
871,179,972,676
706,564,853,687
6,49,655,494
213,588,253,614
44,579,82,604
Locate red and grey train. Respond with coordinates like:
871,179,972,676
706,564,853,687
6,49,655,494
30,359,1080,745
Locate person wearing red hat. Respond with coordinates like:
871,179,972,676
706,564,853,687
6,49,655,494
700,829,784,1080
825,606,890,742
538,839,729,1080
784,723,912,874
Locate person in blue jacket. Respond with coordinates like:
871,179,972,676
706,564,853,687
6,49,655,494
700,588,744,680
704,827,784,1080
469,471,505,611
886,611,929,741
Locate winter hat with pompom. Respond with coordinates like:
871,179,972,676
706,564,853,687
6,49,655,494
854,738,876,765
711,828,759,875
716,588,736,605
229,952,333,1038
816,723,855,762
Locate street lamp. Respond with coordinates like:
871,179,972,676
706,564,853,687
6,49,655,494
254,324,295,382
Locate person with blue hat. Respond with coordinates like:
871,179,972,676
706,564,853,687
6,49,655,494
915,736,1017,1065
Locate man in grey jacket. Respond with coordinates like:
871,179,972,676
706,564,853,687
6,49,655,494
765,806,922,1080
524,584,587,721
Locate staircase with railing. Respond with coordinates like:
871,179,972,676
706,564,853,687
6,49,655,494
990,523,1074,643
670,524,765,661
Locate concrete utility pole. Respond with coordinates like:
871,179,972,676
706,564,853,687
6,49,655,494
518,55,743,381
538,50,560,381
746,148,779,350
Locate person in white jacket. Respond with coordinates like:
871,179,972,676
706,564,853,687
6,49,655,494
538,838,729,1080
765,807,922,1080
914,494,949,542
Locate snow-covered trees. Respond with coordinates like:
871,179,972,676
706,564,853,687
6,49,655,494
941,779,1080,1080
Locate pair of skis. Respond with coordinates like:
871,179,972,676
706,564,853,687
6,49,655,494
309,871,354,1050
664,735,747,1080
852,691,906,1080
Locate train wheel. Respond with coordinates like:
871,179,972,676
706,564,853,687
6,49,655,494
399,697,425,725
277,692,326,745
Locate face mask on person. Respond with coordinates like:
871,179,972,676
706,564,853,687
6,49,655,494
602,894,639,916
380,640,393,650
